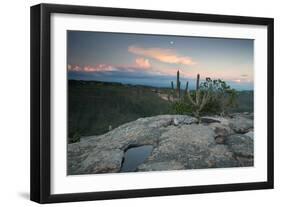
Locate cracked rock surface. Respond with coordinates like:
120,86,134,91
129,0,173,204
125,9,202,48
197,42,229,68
68,114,254,175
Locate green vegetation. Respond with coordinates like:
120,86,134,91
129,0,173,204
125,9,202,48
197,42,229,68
185,74,210,120
68,80,171,143
170,73,211,120
169,70,183,100
199,77,238,116
171,71,252,120
171,101,193,115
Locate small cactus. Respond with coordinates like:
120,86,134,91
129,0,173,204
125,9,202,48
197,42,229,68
170,70,181,100
185,74,210,121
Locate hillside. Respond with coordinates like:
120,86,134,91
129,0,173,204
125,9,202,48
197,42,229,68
68,80,171,142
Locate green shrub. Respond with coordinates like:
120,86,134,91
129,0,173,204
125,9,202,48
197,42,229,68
200,96,221,115
171,101,193,115
170,75,238,118
200,78,238,115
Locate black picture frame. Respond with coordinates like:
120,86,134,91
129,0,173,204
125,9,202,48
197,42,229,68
30,3,274,204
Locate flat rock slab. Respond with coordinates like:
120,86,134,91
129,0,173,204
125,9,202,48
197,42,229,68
229,116,253,133
68,114,254,174
68,115,197,174
140,124,239,170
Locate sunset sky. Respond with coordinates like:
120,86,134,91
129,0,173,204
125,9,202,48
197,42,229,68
67,31,254,90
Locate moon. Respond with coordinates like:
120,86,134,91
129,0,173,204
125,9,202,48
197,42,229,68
170,41,174,45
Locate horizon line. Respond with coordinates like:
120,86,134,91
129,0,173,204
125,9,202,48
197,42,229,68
68,79,254,91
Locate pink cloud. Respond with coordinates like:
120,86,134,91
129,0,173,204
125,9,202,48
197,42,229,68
135,57,151,69
67,64,72,70
83,64,115,72
67,64,82,72
232,78,252,83
128,46,196,66
68,57,152,73
115,58,152,71
67,62,192,80
68,64,116,72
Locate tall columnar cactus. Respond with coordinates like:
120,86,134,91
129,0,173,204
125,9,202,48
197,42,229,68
176,70,181,98
186,74,210,121
196,74,200,91
185,81,189,95
170,70,181,100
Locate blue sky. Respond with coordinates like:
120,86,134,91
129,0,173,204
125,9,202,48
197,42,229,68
67,31,254,90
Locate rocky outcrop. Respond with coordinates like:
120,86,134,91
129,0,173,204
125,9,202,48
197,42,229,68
226,134,254,157
229,116,253,133
137,124,238,170
68,114,254,175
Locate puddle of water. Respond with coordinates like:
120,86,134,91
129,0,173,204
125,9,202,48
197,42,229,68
120,145,153,172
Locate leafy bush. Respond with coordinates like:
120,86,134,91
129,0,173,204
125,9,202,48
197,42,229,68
200,78,238,115
171,77,238,117
171,101,193,115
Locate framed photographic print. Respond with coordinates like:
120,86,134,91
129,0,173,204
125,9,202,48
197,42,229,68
30,3,274,203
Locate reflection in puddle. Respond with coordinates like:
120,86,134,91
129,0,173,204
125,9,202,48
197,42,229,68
120,145,153,172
